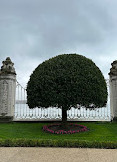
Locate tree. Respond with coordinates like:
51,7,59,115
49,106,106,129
27,54,107,127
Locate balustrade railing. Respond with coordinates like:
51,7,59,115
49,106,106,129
14,79,111,121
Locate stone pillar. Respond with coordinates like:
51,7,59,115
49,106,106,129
0,57,16,122
109,60,117,121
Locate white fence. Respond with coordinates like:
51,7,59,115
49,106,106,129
14,80,111,121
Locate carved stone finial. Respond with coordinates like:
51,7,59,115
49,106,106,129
0,57,16,75
109,60,117,76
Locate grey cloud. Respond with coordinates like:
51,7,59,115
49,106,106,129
0,0,117,86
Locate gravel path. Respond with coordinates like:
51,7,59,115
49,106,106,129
0,147,117,162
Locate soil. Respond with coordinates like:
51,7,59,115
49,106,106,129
43,123,88,134
49,124,84,131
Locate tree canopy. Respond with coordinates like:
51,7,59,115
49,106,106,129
27,54,108,110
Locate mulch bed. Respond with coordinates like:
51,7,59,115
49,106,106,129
43,123,88,134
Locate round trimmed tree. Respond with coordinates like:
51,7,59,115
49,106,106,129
27,54,107,127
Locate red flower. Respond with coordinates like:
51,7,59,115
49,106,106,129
43,123,88,134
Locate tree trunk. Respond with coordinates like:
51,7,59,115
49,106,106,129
62,107,67,128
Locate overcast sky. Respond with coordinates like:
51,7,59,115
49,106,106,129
0,0,117,87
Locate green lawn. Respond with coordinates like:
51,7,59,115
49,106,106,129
0,121,116,142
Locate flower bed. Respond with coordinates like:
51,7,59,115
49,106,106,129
43,123,88,134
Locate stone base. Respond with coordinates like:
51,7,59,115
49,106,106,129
0,116,13,122
112,117,117,121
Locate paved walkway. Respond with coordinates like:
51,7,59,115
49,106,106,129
0,147,117,162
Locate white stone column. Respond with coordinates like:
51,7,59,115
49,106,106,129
0,57,16,122
109,60,117,120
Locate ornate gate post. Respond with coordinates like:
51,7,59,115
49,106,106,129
109,60,117,121
0,57,16,122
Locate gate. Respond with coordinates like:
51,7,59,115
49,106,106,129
14,80,111,121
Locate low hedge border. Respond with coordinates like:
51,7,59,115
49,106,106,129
0,139,116,149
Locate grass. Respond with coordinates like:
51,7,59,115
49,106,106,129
0,121,116,142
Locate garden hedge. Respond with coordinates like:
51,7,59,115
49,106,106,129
0,139,116,149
